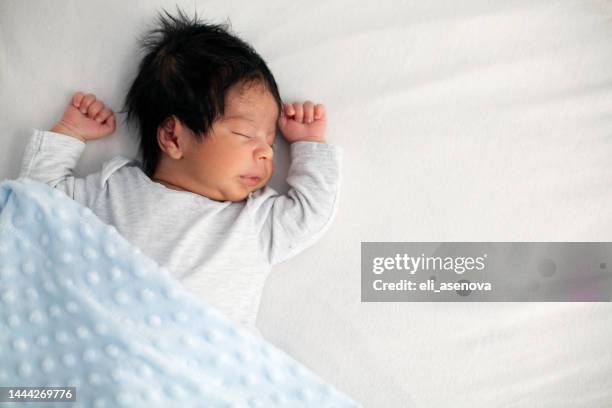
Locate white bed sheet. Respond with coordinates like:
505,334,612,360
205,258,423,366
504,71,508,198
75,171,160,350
1,0,612,406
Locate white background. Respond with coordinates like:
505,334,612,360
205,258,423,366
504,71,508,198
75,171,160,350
1,0,612,406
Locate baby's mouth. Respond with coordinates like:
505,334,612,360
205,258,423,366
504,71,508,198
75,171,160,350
239,175,262,187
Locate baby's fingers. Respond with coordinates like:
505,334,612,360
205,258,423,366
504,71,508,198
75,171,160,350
292,103,304,123
79,94,96,114
282,101,325,123
282,103,294,117
102,114,116,131
72,92,85,109
314,104,326,120
94,108,113,123
303,100,315,123
87,101,105,118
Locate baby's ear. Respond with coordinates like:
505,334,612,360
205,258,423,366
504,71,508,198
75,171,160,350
157,117,183,159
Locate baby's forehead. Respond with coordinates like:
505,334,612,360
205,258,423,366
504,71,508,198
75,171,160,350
226,85,280,114
223,111,276,124
223,98,280,128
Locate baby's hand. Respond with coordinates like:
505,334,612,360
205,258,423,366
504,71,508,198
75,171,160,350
50,92,116,142
278,101,326,144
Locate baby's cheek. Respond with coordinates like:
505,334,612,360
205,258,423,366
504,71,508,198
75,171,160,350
268,162,275,182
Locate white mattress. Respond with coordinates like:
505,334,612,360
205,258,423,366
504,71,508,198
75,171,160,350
1,0,611,406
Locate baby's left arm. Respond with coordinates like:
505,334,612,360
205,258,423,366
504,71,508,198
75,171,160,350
249,101,343,265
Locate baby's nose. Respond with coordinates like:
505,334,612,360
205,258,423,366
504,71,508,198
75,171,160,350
256,144,273,160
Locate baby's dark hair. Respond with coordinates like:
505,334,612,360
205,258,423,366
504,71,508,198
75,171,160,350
122,7,282,176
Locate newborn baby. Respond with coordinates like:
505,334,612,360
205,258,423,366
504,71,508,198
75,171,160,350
19,9,342,337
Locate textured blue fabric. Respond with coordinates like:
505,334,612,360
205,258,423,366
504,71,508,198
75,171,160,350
0,178,360,408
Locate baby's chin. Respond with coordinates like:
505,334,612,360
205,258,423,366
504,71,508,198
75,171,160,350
223,182,268,202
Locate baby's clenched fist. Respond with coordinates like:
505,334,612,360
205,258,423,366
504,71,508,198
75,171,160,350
278,100,327,144
50,92,116,142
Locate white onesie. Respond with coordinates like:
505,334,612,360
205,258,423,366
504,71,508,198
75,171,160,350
19,129,343,336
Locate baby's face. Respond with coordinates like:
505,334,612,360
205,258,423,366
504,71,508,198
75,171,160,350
181,83,279,202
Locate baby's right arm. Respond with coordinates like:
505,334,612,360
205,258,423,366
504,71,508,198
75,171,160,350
19,92,116,204
50,92,116,142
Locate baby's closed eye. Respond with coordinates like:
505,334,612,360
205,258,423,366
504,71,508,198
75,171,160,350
233,132,251,139
234,132,275,149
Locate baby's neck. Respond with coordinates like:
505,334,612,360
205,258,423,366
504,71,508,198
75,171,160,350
151,176,186,191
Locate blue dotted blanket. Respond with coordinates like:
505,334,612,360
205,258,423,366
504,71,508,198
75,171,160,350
0,178,359,408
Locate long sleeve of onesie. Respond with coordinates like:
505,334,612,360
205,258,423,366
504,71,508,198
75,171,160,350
19,129,344,268
17,130,343,331
249,141,343,266
19,129,131,207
